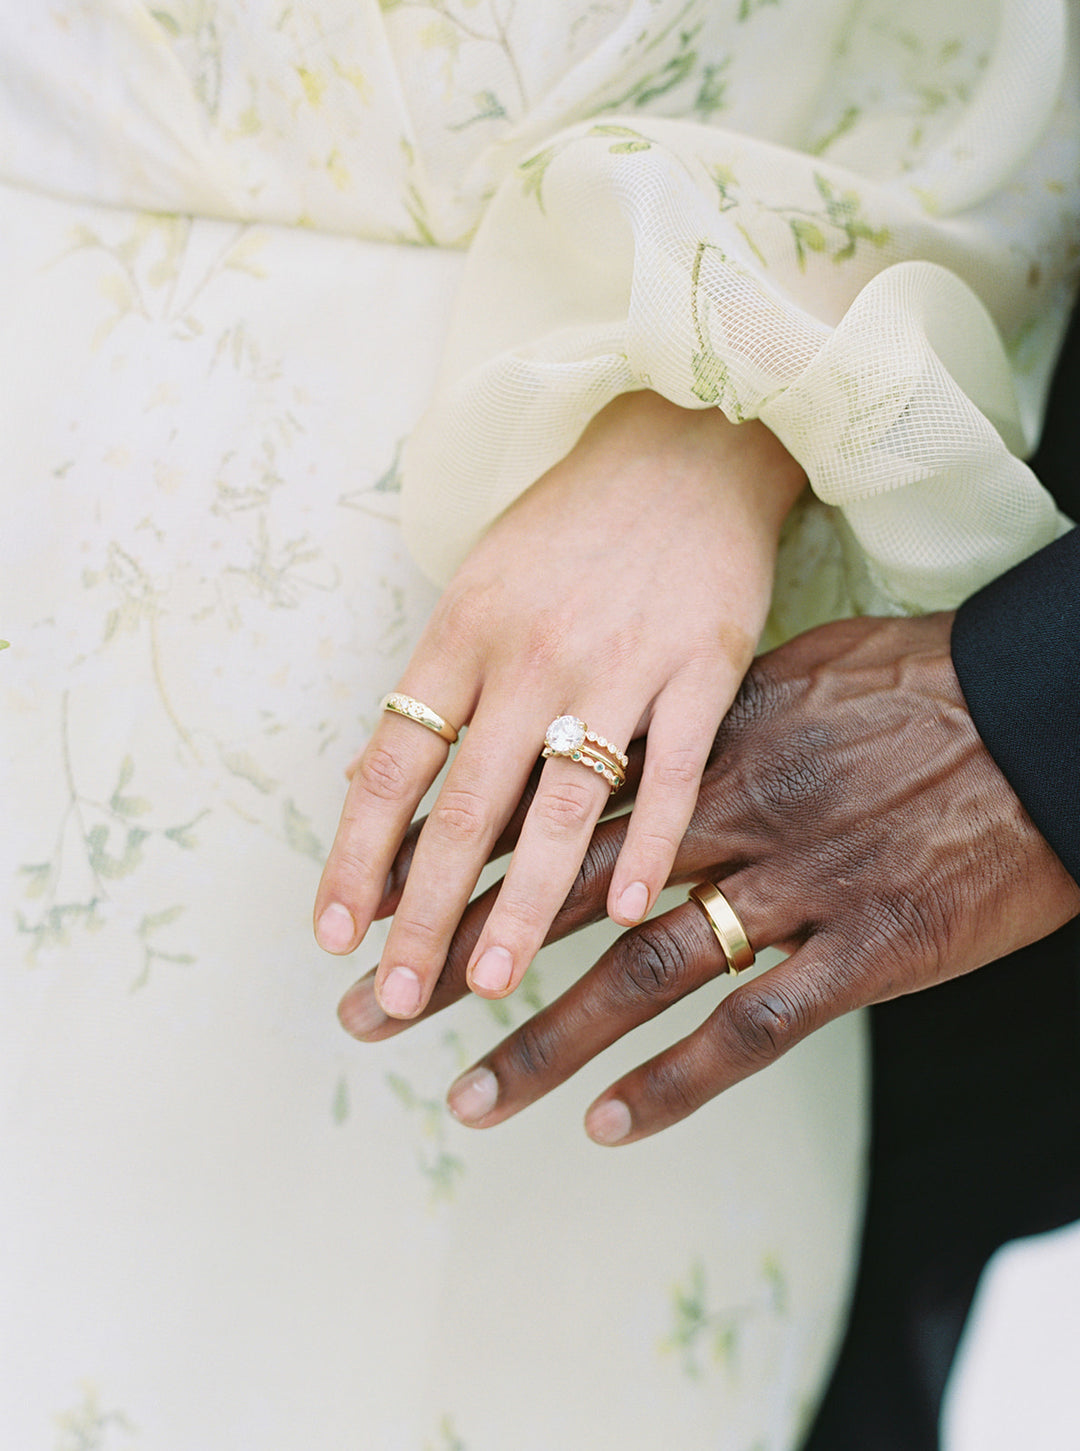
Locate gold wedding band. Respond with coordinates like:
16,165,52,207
380,692,460,743
542,714,627,792
688,882,755,974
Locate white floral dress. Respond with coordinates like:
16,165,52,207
0,4,1076,1449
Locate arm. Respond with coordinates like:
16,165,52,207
952,528,1080,883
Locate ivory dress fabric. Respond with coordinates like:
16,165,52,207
0,3,1075,1449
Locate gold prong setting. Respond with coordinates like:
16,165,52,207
542,715,627,791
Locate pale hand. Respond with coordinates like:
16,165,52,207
314,390,805,1020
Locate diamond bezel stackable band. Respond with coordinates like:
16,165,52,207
542,715,627,793
687,882,755,975
380,692,460,743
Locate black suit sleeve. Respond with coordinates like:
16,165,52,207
951,527,1080,885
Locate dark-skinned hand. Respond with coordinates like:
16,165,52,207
336,612,1080,1146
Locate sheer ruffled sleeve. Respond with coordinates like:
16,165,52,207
401,0,1080,640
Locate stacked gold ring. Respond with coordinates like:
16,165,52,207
380,691,460,743
542,715,627,793
688,882,755,974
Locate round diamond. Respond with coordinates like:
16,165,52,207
545,715,586,754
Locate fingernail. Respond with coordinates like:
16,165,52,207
586,1099,632,1146
316,902,355,953
615,881,649,924
469,946,513,994
448,1066,499,1125
378,966,421,1018
338,978,390,1038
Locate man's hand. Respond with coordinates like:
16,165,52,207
338,613,1080,1144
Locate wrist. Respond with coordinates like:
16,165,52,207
595,390,806,539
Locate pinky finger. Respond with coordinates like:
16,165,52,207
606,681,725,927
584,939,856,1145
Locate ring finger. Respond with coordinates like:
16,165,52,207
314,679,472,955
462,705,638,1000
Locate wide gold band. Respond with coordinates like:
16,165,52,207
380,692,459,744
688,882,755,974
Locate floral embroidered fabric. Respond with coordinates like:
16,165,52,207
0,2,1075,1446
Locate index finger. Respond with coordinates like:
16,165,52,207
314,683,470,954
336,808,630,1041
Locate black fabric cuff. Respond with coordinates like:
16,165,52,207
951,529,1080,886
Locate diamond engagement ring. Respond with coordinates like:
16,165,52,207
687,882,755,974
542,715,628,792
380,692,460,743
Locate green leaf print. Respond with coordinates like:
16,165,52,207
133,906,195,989
282,799,325,862
18,900,105,959
789,218,827,271
661,1253,790,1380
109,756,152,819
425,1414,468,1451
163,810,210,850
809,104,861,158
86,824,150,881
386,1069,466,1206
332,1075,350,1125
150,9,182,36
19,862,52,899
447,89,508,132
54,1382,135,1451
517,146,560,213
588,123,653,151
694,60,730,118
690,349,730,405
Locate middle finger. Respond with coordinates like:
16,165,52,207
372,694,547,1017
462,706,637,999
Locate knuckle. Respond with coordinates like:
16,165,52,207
431,581,498,648
532,776,598,836
502,1017,558,1080
354,745,412,804
594,616,645,675
392,913,442,949
495,891,548,937
720,986,802,1067
630,824,684,866
613,922,691,1004
734,725,839,826
640,1053,702,1119
521,608,573,669
725,663,785,733
863,887,949,982
562,835,620,921
429,786,491,847
648,747,704,794
326,843,379,893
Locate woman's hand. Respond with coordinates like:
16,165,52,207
314,390,805,1019
336,613,1080,1140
